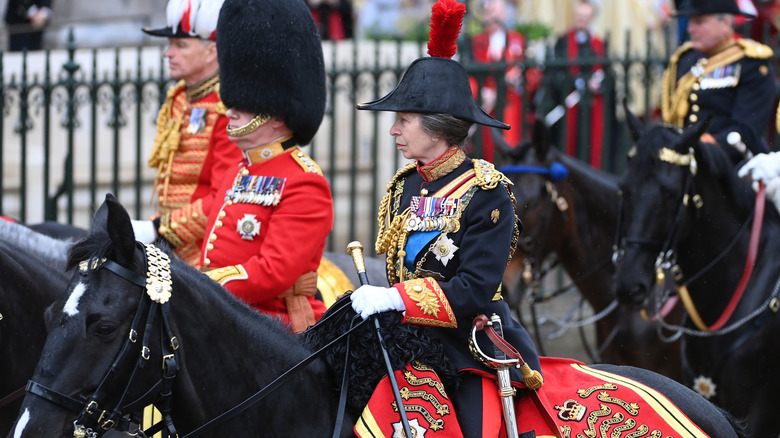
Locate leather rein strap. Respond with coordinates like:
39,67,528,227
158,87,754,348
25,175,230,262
678,182,766,331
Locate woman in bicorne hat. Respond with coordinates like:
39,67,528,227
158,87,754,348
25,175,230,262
350,0,542,436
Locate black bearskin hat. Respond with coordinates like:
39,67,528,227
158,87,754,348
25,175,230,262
675,0,754,18
216,0,326,145
357,0,509,130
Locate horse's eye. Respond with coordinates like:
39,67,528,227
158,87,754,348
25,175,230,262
95,323,117,338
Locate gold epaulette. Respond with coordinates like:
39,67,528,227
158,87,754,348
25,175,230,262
736,38,773,59
472,159,512,190
291,149,323,174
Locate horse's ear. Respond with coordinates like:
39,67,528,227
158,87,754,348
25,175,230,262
491,127,515,162
532,118,551,159
623,99,645,142
104,195,136,266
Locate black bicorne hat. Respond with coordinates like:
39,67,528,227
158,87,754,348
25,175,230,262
675,0,755,18
357,0,510,130
216,0,326,145
142,0,223,41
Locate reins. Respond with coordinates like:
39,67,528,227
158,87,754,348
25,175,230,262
615,143,775,335
25,241,368,438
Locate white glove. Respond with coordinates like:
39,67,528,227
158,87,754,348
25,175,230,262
350,285,405,320
130,219,157,244
738,152,780,183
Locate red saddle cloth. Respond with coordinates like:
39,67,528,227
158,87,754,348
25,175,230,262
520,357,709,438
356,358,709,438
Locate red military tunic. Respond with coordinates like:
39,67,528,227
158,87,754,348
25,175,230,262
148,73,242,266
470,29,542,160
200,136,333,332
556,29,606,169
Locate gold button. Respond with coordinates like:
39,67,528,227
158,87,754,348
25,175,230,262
218,211,226,219
158,225,168,234
692,83,700,91
226,200,233,206
691,104,700,112
179,217,188,225
241,168,249,176
206,243,214,251
209,233,217,242
689,114,698,123
170,222,178,230
215,220,223,228
191,212,199,219
421,188,429,196
413,285,423,292
690,93,698,102
203,258,211,267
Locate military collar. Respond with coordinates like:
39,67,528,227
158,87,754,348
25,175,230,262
243,135,296,165
417,146,466,182
186,72,220,102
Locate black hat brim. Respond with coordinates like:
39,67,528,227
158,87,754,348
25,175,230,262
358,57,510,130
142,26,198,39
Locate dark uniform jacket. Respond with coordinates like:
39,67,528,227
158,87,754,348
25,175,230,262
377,146,541,384
662,38,776,160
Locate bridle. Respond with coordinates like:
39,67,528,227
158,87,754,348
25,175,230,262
613,144,771,335
24,241,369,438
26,242,180,438
613,146,703,281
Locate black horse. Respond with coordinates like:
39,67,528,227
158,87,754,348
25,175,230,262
614,111,780,436
0,221,73,434
495,123,682,380
9,195,746,437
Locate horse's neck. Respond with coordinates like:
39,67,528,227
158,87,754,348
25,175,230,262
555,154,619,307
167,272,335,426
677,179,755,298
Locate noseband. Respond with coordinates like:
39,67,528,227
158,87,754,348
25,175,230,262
26,242,179,438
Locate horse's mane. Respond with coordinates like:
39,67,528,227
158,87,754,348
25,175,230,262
0,220,72,272
301,295,459,411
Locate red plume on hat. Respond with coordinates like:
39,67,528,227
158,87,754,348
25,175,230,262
357,0,509,130
427,0,466,59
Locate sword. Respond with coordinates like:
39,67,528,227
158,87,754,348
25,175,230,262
490,314,520,438
347,241,414,438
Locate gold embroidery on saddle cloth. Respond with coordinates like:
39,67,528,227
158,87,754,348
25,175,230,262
596,391,640,415
391,400,446,431
406,363,449,398
577,383,618,398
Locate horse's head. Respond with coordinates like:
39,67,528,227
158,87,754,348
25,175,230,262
614,108,710,310
494,121,570,304
12,194,172,437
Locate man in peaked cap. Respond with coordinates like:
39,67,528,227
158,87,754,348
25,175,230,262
662,0,776,165
198,0,334,333
131,0,242,267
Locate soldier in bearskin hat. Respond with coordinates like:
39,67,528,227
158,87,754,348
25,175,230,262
662,0,776,164
349,0,541,436
197,0,333,333
131,0,243,267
